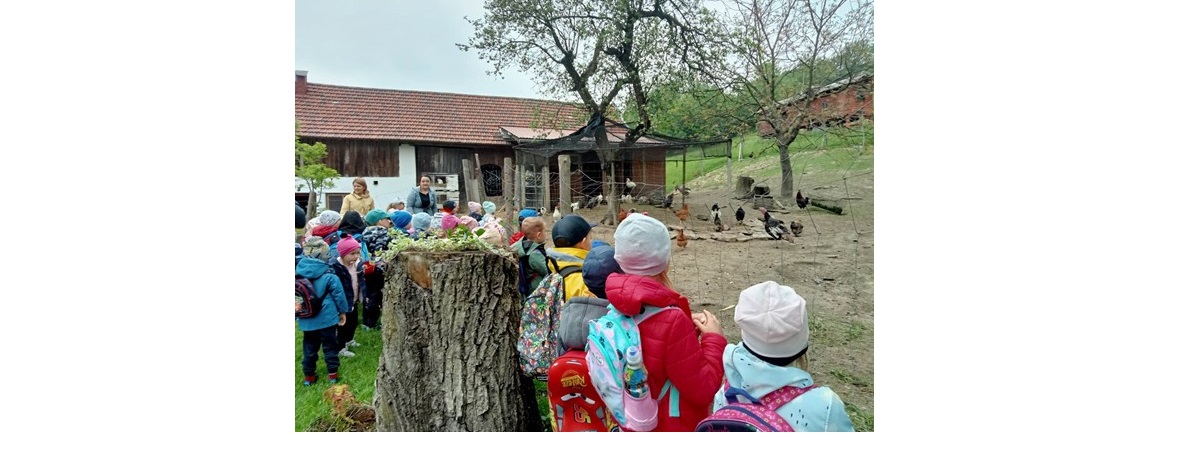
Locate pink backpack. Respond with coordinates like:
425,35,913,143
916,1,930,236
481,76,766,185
695,380,818,432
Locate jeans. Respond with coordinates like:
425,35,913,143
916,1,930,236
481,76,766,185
302,325,339,377
337,302,359,349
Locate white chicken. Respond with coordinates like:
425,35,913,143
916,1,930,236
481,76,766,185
552,206,561,220
570,201,580,211
625,178,637,191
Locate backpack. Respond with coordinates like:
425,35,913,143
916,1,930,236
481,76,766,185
516,241,550,296
516,260,582,378
295,274,327,319
694,380,819,432
546,350,617,432
584,305,677,432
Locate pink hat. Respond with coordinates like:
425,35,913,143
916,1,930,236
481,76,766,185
459,215,479,230
337,236,361,258
735,281,809,359
468,201,482,214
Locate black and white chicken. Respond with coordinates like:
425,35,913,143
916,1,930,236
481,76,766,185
711,204,723,232
760,207,793,242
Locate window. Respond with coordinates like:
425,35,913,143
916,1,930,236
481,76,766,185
481,164,503,196
326,193,346,213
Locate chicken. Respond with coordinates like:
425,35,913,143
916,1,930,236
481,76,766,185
796,190,809,209
760,207,793,242
735,206,746,225
570,201,580,211
674,204,690,222
676,228,688,249
625,178,637,191
711,204,723,232
622,194,633,204
617,207,629,223
584,195,600,209
662,193,675,209
552,206,561,220
790,219,803,237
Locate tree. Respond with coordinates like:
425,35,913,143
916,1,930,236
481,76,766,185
699,0,873,201
460,0,718,224
295,121,340,220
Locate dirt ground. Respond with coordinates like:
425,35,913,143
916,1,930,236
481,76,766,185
556,162,875,430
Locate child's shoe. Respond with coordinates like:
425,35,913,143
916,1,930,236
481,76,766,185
328,373,339,384
302,375,317,386
340,348,356,357
346,340,361,348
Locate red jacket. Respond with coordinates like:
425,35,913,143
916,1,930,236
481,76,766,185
604,273,728,432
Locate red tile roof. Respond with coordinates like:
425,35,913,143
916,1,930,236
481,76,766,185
295,82,590,145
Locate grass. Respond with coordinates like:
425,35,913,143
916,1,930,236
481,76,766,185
667,122,874,191
294,322,382,432
844,401,874,431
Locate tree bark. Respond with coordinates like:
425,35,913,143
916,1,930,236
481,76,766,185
777,142,794,201
373,251,543,432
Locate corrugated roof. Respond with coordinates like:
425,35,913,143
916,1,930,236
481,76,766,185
295,82,589,145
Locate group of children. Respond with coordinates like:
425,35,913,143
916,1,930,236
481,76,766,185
512,211,856,432
293,197,855,432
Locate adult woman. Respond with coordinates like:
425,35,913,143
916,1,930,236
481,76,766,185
405,175,438,216
340,177,375,217
605,213,727,431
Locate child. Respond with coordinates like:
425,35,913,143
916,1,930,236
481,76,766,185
508,208,539,245
606,213,727,431
467,201,484,222
547,215,596,302
296,254,351,385
387,201,405,214
329,236,366,358
411,212,434,238
389,210,413,237
479,201,497,227
712,281,855,431
359,226,393,331
512,217,551,296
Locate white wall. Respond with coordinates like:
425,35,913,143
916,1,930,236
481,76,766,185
296,143,419,212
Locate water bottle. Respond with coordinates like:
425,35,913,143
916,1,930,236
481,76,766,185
622,345,658,431
624,346,649,398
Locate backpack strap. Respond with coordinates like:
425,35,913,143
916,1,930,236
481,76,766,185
722,379,818,409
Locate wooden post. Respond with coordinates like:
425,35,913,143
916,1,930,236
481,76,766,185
541,165,551,212
472,154,485,203
681,150,687,206
558,154,572,214
726,140,733,193
461,159,475,206
514,152,525,212
502,157,514,214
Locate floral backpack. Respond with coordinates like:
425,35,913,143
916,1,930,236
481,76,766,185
694,380,819,432
516,261,582,378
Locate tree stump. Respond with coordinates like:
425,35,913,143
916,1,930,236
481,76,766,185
373,251,543,432
735,176,755,198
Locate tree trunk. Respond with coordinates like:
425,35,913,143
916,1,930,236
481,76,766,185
373,251,543,432
777,142,794,201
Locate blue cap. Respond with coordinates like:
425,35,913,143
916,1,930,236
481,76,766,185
583,245,622,298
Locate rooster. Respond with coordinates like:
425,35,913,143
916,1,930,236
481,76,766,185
760,207,793,242
674,204,690,222
711,204,723,232
796,190,809,209
735,206,745,225
676,228,688,249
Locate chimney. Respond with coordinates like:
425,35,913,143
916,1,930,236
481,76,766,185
296,70,308,95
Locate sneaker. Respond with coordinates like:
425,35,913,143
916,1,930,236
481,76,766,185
302,380,313,387
339,348,356,357
328,372,339,384
302,375,317,386
346,340,361,348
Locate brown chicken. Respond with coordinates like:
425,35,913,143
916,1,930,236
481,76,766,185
676,228,688,249
674,204,690,222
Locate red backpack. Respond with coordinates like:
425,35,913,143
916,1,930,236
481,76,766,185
695,380,818,432
546,350,617,432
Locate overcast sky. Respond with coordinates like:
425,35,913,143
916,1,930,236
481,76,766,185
295,0,544,100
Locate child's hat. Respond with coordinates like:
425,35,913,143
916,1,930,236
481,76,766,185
337,236,362,258
735,281,809,359
364,209,388,226
303,236,331,261
483,201,497,214
613,213,670,276
582,245,622,298
443,200,457,211
412,212,433,230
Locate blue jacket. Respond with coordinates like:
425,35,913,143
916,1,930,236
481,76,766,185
295,256,350,331
712,343,855,432
406,186,438,216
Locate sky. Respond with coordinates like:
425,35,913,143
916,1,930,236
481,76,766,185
296,0,543,99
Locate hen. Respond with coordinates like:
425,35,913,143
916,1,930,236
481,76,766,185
711,204,723,232
676,228,688,249
735,206,746,225
790,219,803,237
674,204,690,222
552,206,561,220
760,207,793,242
796,190,809,209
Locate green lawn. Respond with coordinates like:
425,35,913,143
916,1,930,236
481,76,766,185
667,122,873,190
294,323,382,432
